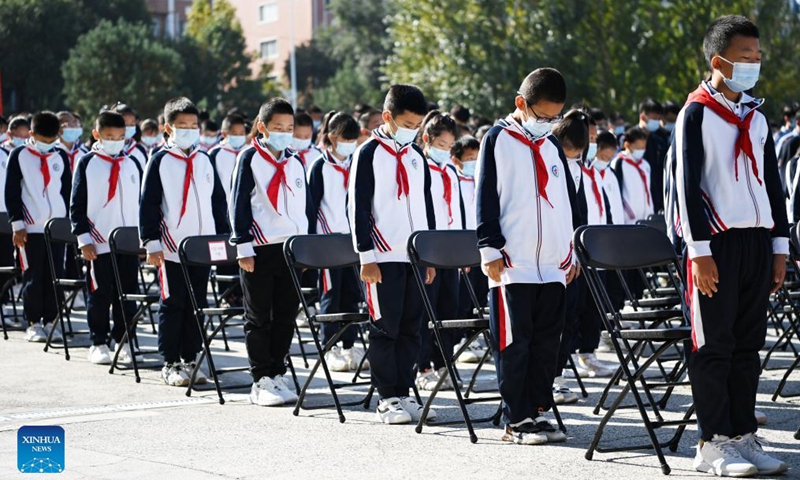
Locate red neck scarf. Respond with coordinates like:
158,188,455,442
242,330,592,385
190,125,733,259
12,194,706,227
374,134,410,199
428,160,453,224
253,139,292,211
326,151,349,189
28,147,52,193
504,128,552,207
686,84,761,185
95,152,126,205
66,145,81,171
167,149,197,226
125,141,139,157
621,155,651,206
581,165,604,217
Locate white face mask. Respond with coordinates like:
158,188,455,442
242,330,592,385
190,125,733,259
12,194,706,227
141,135,161,147
389,118,418,146
61,127,82,144
717,56,760,93
200,135,218,146
645,118,661,132
11,136,27,147
428,146,451,165
632,149,645,161
460,160,476,177
291,137,312,151
124,126,136,140
522,107,554,138
101,139,125,156
171,127,200,150
266,131,293,152
335,140,357,157
227,135,246,150
586,142,598,161
34,140,57,153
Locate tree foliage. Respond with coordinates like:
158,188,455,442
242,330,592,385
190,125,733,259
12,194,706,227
61,20,183,121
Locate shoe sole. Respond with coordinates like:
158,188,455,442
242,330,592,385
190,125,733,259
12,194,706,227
546,432,567,443
377,413,412,425
501,433,548,445
250,394,285,407
695,460,758,477
554,397,579,405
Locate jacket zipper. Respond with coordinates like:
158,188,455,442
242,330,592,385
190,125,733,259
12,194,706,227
531,149,543,281
283,182,301,235
191,176,202,234
118,165,126,226
743,154,760,226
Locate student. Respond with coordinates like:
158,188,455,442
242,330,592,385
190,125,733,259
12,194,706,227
776,110,800,168
3,117,31,150
5,111,71,343
230,98,315,407
357,109,384,146
307,112,366,372
773,105,796,144
292,112,324,168
476,68,579,445
660,101,680,137
0,116,8,145
450,104,471,128
612,127,653,224
671,15,789,477
593,131,625,226
139,118,164,157
637,99,667,212
209,114,247,201
349,84,437,424
414,111,463,392
199,119,220,152
140,97,229,387
70,111,141,365
113,103,147,171
56,111,88,172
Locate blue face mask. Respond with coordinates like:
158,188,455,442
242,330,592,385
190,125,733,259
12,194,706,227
266,131,293,152
171,127,199,150
428,147,451,165
11,136,27,148
614,125,625,135
646,119,661,133
663,122,675,133
227,135,246,150
632,149,645,161
461,161,476,177
717,56,760,93
34,140,57,153
586,142,598,161
61,127,82,144
124,126,136,140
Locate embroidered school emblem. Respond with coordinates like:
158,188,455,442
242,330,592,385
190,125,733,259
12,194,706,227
206,173,212,184
551,165,559,177
295,178,304,189
411,158,418,170
130,174,137,184
52,163,61,172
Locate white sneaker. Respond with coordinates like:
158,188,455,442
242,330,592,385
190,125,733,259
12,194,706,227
754,410,767,425
534,416,567,442
454,337,485,363
502,419,548,445
24,324,47,343
552,377,579,405
398,396,437,422
43,323,63,343
296,306,314,327
249,376,285,406
733,434,788,475
115,343,134,365
183,361,208,385
376,397,412,425
575,353,615,378
161,363,190,387
342,346,369,371
325,346,350,372
693,435,758,477
415,370,440,391
87,344,112,364
272,375,298,404
596,331,614,352
436,367,461,390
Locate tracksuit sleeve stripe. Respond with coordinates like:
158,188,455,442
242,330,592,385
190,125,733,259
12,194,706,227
476,128,505,263
348,143,377,261
69,155,91,238
139,153,165,248
5,148,24,227
230,151,256,245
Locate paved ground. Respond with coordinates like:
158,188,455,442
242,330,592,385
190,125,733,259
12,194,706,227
0,307,798,480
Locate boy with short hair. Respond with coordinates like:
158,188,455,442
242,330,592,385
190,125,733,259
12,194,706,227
672,15,788,477
209,114,248,201
612,127,653,224
291,112,323,167
593,131,625,225
476,68,580,445
3,117,30,150
199,119,220,152
139,97,229,387
349,84,437,424
56,111,88,171
638,98,668,211
70,111,141,365
5,111,71,343
113,103,147,171
0,116,9,145
230,98,315,407
357,109,384,146
139,119,164,156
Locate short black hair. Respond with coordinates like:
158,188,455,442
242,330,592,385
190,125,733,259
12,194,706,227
519,68,567,106
639,98,664,115
451,135,480,160
624,126,648,145
257,98,294,127
475,124,492,142
450,104,471,124
596,131,617,151
353,103,372,117
383,84,428,117
468,115,492,132
589,107,607,123
308,105,323,115
782,104,796,120
703,15,759,68
56,111,76,124
8,116,29,131
323,112,360,146
112,102,137,117
201,119,219,132
96,111,126,131
294,112,314,128
30,111,60,138
663,101,680,117
552,109,589,153
140,118,159,134
419,110,458,145
164,97,199,124
221,114,245,132
358,109,381,129
198,111,210,123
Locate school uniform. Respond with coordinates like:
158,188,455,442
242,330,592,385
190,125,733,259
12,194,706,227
612,153,654,223
57,142,90,279
776,130,800,167
70,146,141,345
125,140,147,171
0,146,13,267
295,145,324,170
456,171,489,319
230,139,315,382
645,131,668,213
349,128,436,399
5,144,72,326
58,142,90,172
671,81,789,441
594,160,625,225
139,143,229,364
209,142,245,202
476,117,580,424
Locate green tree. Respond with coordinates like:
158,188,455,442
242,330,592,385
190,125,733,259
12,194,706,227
285,39,338,102
0,0,151,113
61,20,183,121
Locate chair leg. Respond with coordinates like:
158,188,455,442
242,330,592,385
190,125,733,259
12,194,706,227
188,313,225,405
294,321,310,368
567,354,589,398
772,354,800,400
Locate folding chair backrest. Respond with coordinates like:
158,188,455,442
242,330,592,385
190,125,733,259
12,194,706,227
178,235,238,267
791,224,800,259
45,218,77,245
408,230,480,269
284,234,358,269
637,216,667,234
0,213,11,236
110,227,145,255
575,225,677,270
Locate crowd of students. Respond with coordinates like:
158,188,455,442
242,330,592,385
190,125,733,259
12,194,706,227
0,13,793,478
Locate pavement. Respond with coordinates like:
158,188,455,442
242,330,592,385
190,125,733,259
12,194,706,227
0,304,798,480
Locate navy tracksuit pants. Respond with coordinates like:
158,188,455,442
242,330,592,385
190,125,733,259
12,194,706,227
687,228,772,441
319,266,361,349
489,282,566,425
365,262,425,399
86,253,138,346
19,234,64,326
157,260,208,364
418,268,459,372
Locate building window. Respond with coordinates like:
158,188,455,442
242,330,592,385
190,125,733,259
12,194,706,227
258,2,279,23
259,39,278,59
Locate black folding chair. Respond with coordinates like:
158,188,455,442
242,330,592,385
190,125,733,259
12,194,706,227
107,227,162,382
43,218,89,360
284,234,374,423
206,266,244,351
408,230,512,444
0,212,23,339
770,224,800,399
575,224,695,475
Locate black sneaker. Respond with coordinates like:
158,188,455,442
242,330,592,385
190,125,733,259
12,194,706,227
502,420,548,445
